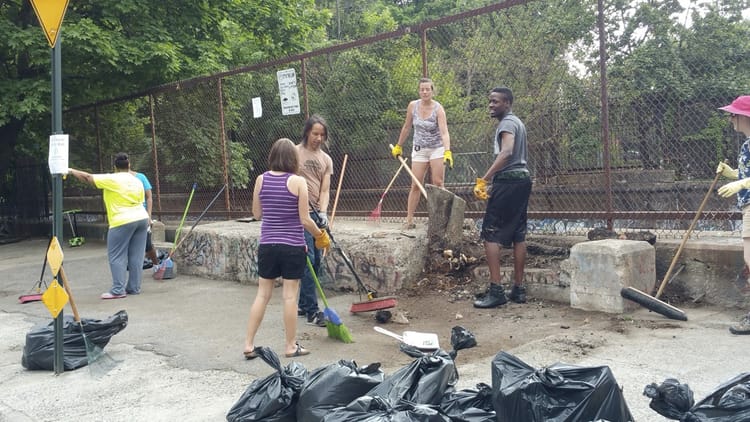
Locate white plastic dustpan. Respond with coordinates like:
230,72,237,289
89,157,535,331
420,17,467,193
373,326,440,351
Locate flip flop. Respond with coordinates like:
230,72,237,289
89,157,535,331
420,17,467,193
243,347,260,360
285,342,310,358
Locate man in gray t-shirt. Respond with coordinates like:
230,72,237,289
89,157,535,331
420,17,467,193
473,86,532,308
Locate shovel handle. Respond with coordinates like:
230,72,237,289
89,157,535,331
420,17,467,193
655,170,721,299
329,154,347,230
389,144,427,199
58,266,82,324
373,326,404,342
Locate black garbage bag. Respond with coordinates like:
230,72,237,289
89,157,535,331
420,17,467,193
226,346,308,422
491,351,634,422
646,373,750,421
450,326,477,351
297,360,384,421
366,345,458,406
21,310,128,371
440,383,495,422
644,378,695,419
323,396,451,422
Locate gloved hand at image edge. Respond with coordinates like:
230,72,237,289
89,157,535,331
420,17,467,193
444,150,453,169
390,144,402,159
473,178,488,200
314,230,330,250
318,212,328,228
716,162,738,180
718,178,750,198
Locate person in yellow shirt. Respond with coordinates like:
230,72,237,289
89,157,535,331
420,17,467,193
68,153,149,299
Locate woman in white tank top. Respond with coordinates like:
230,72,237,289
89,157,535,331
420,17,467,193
391,78,452,229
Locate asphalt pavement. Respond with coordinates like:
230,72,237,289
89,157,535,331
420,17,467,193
1,237,748,421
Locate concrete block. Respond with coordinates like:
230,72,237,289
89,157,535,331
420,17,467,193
562,239,655,313
171,220,427,292
151,221,165,243
426,184,465,252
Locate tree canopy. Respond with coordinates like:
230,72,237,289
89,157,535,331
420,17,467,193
0,0,329,167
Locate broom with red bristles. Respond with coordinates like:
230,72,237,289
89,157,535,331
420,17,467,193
369,158,407,223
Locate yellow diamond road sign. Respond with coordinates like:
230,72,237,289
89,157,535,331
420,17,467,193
42,279,69,318
47,236,64,277
29,0,70,48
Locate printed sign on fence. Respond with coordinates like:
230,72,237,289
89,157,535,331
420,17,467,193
277,68,300,116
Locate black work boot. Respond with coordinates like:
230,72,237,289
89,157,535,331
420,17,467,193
473,283,508,308
508,284,527,304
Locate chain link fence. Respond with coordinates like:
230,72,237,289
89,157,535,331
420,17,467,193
57,0,750,238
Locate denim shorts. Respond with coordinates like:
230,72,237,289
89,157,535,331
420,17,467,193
411,145,445,162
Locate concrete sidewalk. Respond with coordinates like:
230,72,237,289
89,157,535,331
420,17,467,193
1,238,748,421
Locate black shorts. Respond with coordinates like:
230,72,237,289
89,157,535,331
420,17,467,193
258,243,307,280
480,175,532,248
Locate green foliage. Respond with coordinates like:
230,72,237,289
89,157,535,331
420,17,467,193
1,0,329,201
604,0,750,174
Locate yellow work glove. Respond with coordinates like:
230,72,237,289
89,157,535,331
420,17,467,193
716,162,738,180
718,178,750,198
444,150,453,169
473,178,489,200
314,230,330,250
391,144,403,159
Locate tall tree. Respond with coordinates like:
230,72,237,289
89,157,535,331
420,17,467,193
0,0,329,172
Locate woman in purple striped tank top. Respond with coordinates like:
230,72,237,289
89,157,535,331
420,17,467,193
242,138,330,359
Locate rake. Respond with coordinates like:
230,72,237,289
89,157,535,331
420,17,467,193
369,158,407,223
59,266,119,377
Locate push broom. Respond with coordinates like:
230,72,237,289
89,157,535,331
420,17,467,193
153,182,197,280
307,257,353,343
621,169,723,321
309,201,397,314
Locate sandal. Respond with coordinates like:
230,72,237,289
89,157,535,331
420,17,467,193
243,347,260,360
285,342,310,358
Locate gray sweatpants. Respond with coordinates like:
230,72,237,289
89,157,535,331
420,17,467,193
107,218,149,295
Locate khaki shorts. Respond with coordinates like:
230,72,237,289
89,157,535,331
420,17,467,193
743,205,750,238
411,145,444,162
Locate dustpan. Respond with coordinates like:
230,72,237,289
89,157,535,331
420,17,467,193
374,326,440,351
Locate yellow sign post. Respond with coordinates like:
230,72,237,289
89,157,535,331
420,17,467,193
30,0,70,374
29,0,71,48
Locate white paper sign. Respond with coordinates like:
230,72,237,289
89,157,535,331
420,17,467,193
48,134,69,174
276,68,300,116
252,97,263,118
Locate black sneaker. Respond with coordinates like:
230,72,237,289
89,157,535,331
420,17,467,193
729,313,750,335
473,284,508,308
142,259,154,270
306,311,327,327
297,309,306,317
508,285,527,304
